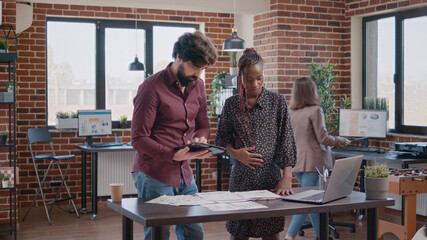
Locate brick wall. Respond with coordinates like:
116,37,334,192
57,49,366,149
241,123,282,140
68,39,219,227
0,3,234,223
1,0,427,224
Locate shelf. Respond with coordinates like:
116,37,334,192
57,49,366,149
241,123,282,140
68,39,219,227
0,223,16,233
0,186,15,190
0,53,17,62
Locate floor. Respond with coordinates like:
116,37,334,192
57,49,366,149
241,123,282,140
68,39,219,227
0,202,423,239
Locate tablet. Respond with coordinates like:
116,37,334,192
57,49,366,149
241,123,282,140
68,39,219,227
174,142,225,155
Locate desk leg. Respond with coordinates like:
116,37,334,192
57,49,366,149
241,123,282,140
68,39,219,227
123,216,133,240
81,151,87,213
401,162,409,225
367,208,378,240
196,159,201,192
319,212,329,240
217,155,222,191
91,152,98,220
152,226,163,240
359,160,366,219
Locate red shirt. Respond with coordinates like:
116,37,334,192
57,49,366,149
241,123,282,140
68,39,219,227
131,63,210,188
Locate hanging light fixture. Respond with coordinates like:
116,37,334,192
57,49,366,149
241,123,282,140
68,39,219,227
129,8,145,71
222,0,245,51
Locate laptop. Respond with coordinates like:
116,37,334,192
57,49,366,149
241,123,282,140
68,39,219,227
282,155,363,204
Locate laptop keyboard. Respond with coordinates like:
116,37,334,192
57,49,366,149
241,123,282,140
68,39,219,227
283,190,324,200
301,192,325,201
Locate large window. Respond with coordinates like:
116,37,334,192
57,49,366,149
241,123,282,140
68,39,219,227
363,7,427,134
47,18,196,126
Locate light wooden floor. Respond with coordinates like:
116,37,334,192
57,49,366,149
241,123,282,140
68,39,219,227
0,202,423,239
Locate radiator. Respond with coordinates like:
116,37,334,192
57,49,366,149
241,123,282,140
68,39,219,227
386,162,427,216
98,151,137,196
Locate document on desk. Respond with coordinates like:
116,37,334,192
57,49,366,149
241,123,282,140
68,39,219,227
235,190,282,200
196,191,246,202
201,201,268,211
146,194,214,206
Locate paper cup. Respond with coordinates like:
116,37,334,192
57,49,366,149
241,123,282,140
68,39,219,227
110,183,124,202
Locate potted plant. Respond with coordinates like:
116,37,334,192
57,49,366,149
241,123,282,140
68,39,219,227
0,131,8,145
208,71,227,116
0,173,10,188
364,162,389,200
0,81,15,103
307,61,351,133
119,115,127,128
55,111,78,129
0,38,7,53
228,51,238,75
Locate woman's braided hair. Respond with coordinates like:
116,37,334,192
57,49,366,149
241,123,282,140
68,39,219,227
237,48,264,138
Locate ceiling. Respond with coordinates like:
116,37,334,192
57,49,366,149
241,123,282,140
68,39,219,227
25,0,271,15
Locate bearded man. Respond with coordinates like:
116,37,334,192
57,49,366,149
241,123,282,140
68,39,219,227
130,31,218,240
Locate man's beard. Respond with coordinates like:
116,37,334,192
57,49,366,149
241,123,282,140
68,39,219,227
177,64,198,87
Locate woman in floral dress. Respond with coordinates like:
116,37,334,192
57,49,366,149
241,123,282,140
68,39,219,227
215,48,297,240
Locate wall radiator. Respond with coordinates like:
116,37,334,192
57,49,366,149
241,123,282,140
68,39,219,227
98,151,137,196
386,162,427,216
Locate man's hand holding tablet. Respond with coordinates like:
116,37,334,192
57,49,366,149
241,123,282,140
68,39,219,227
173,137,225,161
173,137,212,161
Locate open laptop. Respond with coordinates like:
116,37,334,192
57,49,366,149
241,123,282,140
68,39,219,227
282,155,363,204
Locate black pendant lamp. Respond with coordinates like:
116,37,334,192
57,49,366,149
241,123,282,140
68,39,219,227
223,27,245,51
129,8,145,71
222,0,245,51
129,56,145,71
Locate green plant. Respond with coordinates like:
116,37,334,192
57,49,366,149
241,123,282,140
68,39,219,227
364,97,389,120
56,111,70,119
208,71,227,116
119,115,127,123
307,60,350,133
228,51,237,68
0,173,10,181
70,111,78,118
364,162,389,178
0,38,7,50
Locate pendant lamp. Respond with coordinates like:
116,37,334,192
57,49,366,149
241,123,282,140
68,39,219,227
222,0,245,51
129,8,145,71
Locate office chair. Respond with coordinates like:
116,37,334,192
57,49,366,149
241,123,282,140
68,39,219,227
22,128,79,225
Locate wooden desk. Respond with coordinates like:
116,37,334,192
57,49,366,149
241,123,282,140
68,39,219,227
77,144,202,220
107,190,394,240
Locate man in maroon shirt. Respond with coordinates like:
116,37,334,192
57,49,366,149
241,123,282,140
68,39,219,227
131,31,217,240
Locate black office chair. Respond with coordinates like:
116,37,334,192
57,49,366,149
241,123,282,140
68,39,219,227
22,128,79,225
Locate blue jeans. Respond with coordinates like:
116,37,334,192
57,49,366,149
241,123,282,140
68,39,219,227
286,172,320,238
132,171,204,240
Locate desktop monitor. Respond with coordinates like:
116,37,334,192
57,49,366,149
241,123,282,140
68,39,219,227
339,109,387,138
78,110,112,144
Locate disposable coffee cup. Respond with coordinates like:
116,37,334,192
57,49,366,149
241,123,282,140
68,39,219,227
110,183,124,202
319,176,330,191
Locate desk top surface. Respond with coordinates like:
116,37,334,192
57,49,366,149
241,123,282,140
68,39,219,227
107,190,394,227
76,144,134,152
332,148,427,164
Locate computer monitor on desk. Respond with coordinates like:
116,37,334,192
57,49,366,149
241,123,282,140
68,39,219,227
339,109,387,148
78,110,112,146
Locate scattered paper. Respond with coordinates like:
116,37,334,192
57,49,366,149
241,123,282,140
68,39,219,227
146,190,278,211
196,191,246,202
146,194,214,206
202,201,268,211
235,190,281,200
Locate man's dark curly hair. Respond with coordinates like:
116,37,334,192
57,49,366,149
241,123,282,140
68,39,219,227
172,31,218,68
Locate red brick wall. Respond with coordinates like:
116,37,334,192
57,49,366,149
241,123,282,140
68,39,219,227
0,3,234,223
254,0,350,102
2,0,427,224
